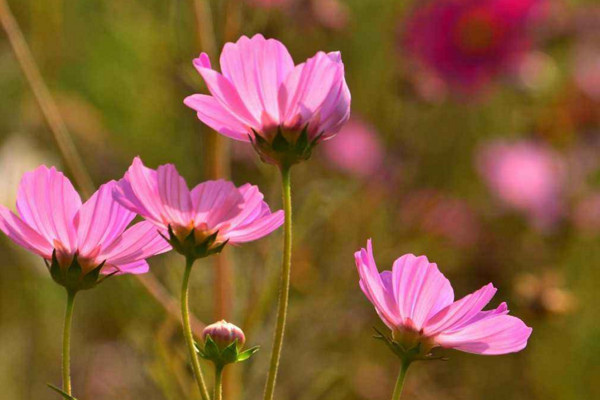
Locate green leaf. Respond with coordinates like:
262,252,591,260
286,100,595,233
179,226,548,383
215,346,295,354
47,383,78,399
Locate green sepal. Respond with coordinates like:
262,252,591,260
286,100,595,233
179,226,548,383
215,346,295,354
196,336,259,368
160,225,228,261
237,345,260,362
47,383,78,399
47,250,109,293
248,125,322,168
373,327,448,363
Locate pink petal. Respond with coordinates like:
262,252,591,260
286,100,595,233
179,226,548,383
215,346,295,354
190,180,241,226
390,254,455,330
435,315,532,355
278,51,344,132
15,166,81,254
223,209,284,243
0,205,52,257
355,239,401,329
183,94,250,141
76,181,136,258
156,164,193,228
219,34,294,125
193,53,259,128
100,221,171,266
212,184,265,231
102,260,149,276
114,157,167,228
424,283,497,336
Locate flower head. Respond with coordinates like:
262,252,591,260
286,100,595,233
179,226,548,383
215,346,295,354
113,157,284,260
0,166,170,291
403,0,542,94
477,140,564,229
184,34,351,167
355,240,532,358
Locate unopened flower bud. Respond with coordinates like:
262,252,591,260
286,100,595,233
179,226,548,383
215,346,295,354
202,320,246,350
198,320,258,368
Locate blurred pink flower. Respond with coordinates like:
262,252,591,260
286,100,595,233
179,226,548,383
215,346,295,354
321,118,383,178
399,189,480,248
404,0,543,93
477,140,565,229
114,157,284,249
0,166,169,275
356,240,532,355
184,34,350,152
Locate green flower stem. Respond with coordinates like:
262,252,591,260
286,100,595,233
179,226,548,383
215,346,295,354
263,165,293,400
181,258,210,400
391,360,411,400
214,366,224,400
62,289,76,396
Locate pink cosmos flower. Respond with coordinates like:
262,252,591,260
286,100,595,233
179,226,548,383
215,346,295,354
113,157,284,256
355,240,532,355
321,118,383,178
184,34,350,165
0,166,169,278
403,0,543,93
477,140,565,229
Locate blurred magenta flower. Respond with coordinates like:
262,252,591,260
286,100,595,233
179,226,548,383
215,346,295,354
184,34,350,166
321,118,383,178
114,157,284,257
477,140,565,229
356,240,532,356
0,166,169,282
403,0,543,93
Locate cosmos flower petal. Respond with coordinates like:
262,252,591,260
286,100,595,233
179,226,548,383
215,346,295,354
391,254,454,330
223,210,284,243
219,34,294,124
114,157,169,228
15,166,80,253
192,53,259,128
156,164,192,228
190,180,241,225
355,239,401,328
278,51,344,131
424,283,497,336
183,94,250,141
0,205,52,257
100,221,171,266
435,314,533,355
76,181,136,257
102,260,150,276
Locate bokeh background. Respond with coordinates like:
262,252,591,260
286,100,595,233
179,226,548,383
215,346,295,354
0,0,599,399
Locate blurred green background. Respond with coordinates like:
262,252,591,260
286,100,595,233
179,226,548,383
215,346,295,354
0,0,599,399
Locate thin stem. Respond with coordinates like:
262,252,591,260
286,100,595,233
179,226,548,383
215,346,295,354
391,360,411,400
214,366,224,400
263,165,293,400
181,258,210,400
62,290,76,396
